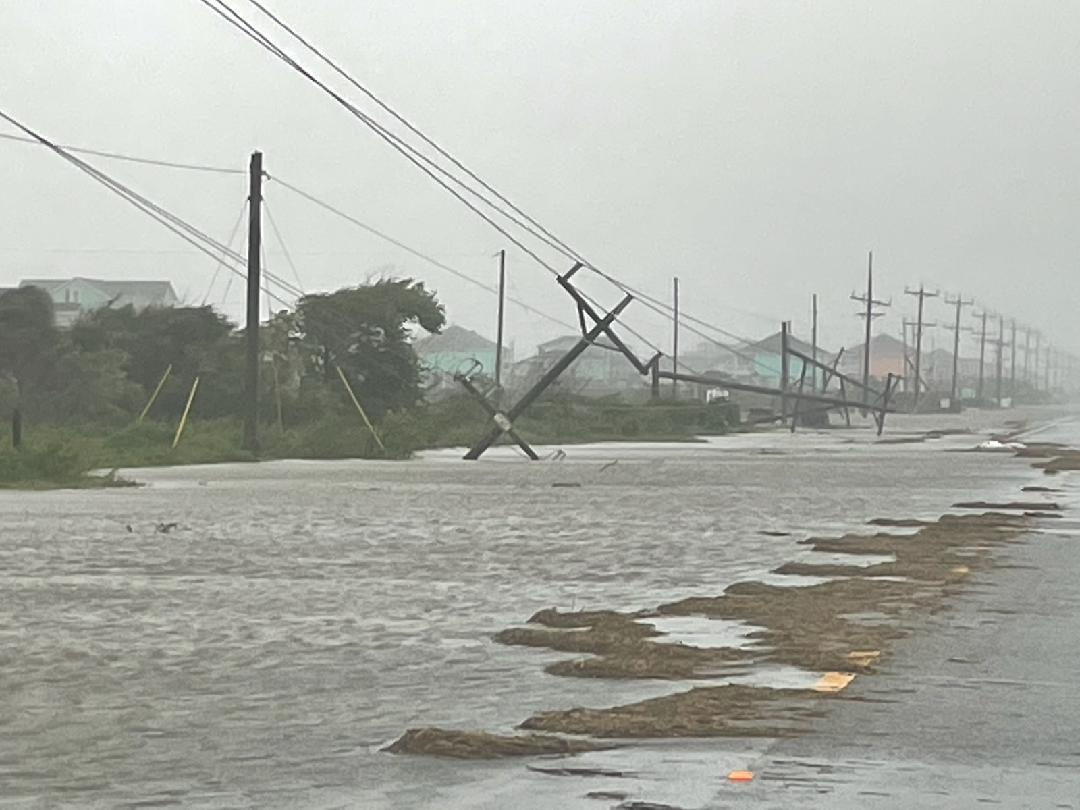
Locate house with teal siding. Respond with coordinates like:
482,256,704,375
414,325,510,390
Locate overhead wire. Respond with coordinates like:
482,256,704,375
202,0,788,377
0,130,243,175
266,175,579,333
262,197,304,293
202,200,248,305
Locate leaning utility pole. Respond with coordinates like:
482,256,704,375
242,150,263,452
944,294,973,411
904,284,939,410
851,251,890,404
494,249,507,402
973,311,989,402
672,276,680,398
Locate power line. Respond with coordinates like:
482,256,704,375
0,108,304,311
202,0,793,373
0,131,243,175
267,174,579,332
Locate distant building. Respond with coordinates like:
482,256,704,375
842,333,907,385
741,330,825,389
414,324,510,392
19,277,179,328
511,334,644,395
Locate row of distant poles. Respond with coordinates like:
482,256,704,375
664,250,1069,414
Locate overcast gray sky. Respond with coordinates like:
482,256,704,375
2,1,1078,361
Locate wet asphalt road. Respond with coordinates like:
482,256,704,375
722,508,1080,808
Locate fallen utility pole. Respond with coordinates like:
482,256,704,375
851,251,890,405
904,285,938,410
943,294,973,412
242,150,263,452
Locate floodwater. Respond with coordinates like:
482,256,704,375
0,409,1065,808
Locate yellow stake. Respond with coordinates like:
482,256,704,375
172,377,200,449
137,364,172,425
335,365,385,452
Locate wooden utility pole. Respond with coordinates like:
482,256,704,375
1009,319,1017,404
242,151,263,452
811,293,818,392
672,276,680,398
904,285,938,411
1022,326,1032,390
973,311,988,402
1033,331,1043,391
994,315,1005,408
944,294,972,411
850,251,889,404
494,249,507,402
780,320,790,419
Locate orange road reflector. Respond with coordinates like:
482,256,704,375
728,770,755,782
847,650,881,667
814,672,856,693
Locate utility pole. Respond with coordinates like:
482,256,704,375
494,249,507,403
904,285,939,411
973,311,989,403
944,294,973,412
1045,343,1052,392
242,150,263,452
851,251,890,404
1022,326,1032,392
672,276,680,398
811,293,818,392
1008,319,1017,404
1033,331,1043,391
994,315,1005,408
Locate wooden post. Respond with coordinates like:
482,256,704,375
137,364,172,424
271,357,285,434
336,365,385,452
172,377,200,449
242,150,263,452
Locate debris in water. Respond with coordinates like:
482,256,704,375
383,727,608,758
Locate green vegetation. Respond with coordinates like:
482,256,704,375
0,279,739,488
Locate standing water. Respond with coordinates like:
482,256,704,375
0,411,1056,808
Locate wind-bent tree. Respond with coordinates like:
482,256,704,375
296,278,445,417
0,287,60,448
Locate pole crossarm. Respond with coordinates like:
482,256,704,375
458,282,635,460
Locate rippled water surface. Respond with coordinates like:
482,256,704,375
0,412,1058,808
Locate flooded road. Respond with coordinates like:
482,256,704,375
0,410,1069,808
